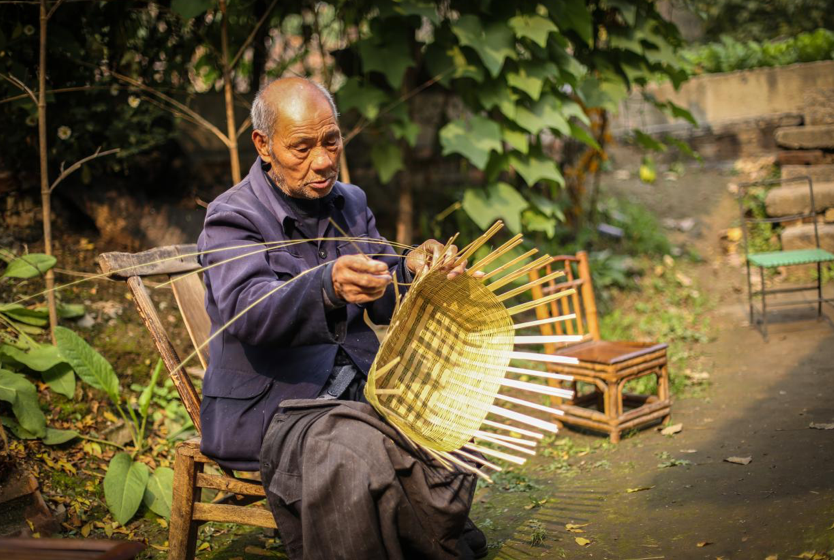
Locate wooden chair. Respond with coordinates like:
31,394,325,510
98,245,277,560
0,538,144,560
527,251,671,443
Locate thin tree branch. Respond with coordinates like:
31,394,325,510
343,67,452,145
0,73,37,104
50,147,120,192
45,0,65,19
0,85,117,105
236,116,252,139
141,95,206,130
108,69,232,147
230,0,281,70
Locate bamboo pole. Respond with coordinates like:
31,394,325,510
467,234,524,275
480,249,538,281
219,0,241,184
38,0,56,343
453,221,504,267
496,270,565,302
488,255,554,291
507,289,577,316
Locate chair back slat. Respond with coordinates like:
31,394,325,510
171,273,211,370
528,251,600,353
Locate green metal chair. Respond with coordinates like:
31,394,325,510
737,176,834,339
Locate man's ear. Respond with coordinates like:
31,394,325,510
252,130,272,162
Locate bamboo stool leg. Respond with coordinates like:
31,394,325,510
168,449,204,560
658,363,671,424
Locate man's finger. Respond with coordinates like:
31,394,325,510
342,255,390,275
341,268,391,290
446,261,467,280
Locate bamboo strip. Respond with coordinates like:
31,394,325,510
463,443,526,465
495,393,565,416
452,449,503,472
475,430,537,447
501,378,574,398
506,350,579,365
496,270,566,302
438,451,492,483
504,364,573,381
480,249,538,281
488,406,561,433
488,255,553,292
514,335,585,344
454,221,504,267
467,234,524,274
507,289,577,316
513,314,577,330
482,419,544,440
423,446,454,471
474,433,536,455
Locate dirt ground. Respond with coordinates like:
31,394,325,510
470,163,834,559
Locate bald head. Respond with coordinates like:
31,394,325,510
251,77,343,199
251,77,338,139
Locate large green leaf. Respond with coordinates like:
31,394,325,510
506,60,559,101
104,453,150,525
370,143,404,184
544,0,593,46
391,118,420,147
171,0,214,19
502,126,529,155
509,151,564,187
452,15,517,77
439,116,502,170
139,359,163,419
143,467,174,519
336,78,388,121
1,343,65,372
57,303,86,319
514,94,570,136
462,182,529,234
0,305,48,327
523,209,557,238
0,369,46,437
569,122,602,150
384,0,439,24
54,326,120,402
425,44,485,86
2,254,56,279
1,416,37,439
476,79,517,119
357,36,413,89
43,363,76,399
508,14,559,48
43,427,79,445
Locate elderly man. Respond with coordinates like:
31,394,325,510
197,77,485,559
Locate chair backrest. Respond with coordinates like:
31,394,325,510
528,251,600,356
98,244,207,433
737,176,822,256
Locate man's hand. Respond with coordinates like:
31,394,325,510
332,255,392,304
406,239,482,280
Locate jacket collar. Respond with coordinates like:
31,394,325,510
248,157,345,234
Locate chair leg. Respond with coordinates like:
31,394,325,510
760,266,768,341
818,262,823,319
168,450,203,560
746,261,754,325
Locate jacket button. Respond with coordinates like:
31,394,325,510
319,249,327,259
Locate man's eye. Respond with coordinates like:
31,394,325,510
294,146,310,154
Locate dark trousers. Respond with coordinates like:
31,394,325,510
259,399,477,560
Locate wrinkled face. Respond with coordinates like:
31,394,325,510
254,90,342,199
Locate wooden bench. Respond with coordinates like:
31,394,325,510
98,245,277,560
528,251,671,443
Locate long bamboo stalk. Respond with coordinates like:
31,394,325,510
513,314,577,330
219,0,241,184
451,449,503,472
463,443,526,465
501,378,574,399
480,249,538,281
474,433,535,455
487,255,553,291
506,350,579,365
496,270,565,302
488,406,561,433
504,365,573,382
495,393,565,416
453,221,504,267
467,234,524,275
481,419,543,440
438,451,492,482
474,430,536,448
514,335,585,344
507,289,576,316
38,0,56,343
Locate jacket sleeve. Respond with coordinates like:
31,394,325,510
200,208,333,347
363,205,411,326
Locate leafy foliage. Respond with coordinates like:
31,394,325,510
682,29,834,75
686,0,834,43
104,452,151,525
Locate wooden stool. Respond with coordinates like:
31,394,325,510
528,251,672,443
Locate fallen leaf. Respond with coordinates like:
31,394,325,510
809,422,834,430
575,537,591,547
765,555,778,560
725,456,752,465
103,411,118,423
197,543,210,552
661,423,683,436
697,541,713,547
80,523,92,538
156,518,168,529
150,544,169,551
626,486,655,493
566,523,589,532
680,449,698,453
244,546,276,557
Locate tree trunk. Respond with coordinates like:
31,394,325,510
38,0,57,343
249,0,269,93
219,0,241,184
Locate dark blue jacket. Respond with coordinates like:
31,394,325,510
197,158,406,470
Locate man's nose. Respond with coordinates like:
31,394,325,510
310,148,334,173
